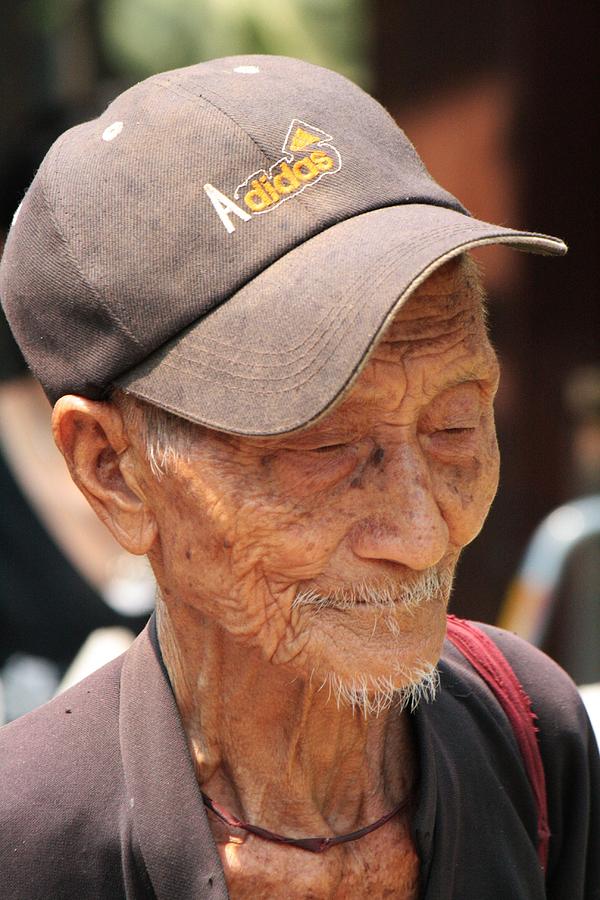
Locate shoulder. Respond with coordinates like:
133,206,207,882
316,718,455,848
0,654,129,896
445,621,600,896
0,650,124,783
468,622,592,741
443,620,597,775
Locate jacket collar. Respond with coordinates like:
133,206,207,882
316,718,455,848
117,616,449,899
119,616,229,899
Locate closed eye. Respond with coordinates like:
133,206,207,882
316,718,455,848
439,427,475,434
311,443,348,452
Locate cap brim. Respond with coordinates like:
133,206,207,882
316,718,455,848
116,204,566,436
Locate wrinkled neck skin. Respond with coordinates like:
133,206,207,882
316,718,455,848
156,593,416,836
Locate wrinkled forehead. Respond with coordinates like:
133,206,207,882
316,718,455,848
377,254,487,346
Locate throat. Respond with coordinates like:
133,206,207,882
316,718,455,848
156,596,418,839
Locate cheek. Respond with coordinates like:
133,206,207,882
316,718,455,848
229,502,343,586
222,459,355,581
152,486,224,588
433,429,500,547
156,470,341,600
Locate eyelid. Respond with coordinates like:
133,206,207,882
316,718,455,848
425,402,483,435
309,442,349,452
426,428,479,459
280,440,348,454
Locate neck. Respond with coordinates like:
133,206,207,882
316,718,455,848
157,594,417,837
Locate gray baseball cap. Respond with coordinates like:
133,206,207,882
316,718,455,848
0,55,566,436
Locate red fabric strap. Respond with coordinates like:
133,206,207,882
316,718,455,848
446,615,550,872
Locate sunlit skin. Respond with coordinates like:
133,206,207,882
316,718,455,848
53,256,500,899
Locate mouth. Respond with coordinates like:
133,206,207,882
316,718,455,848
292,568,454,613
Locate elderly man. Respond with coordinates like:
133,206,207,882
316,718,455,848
0,57,598,899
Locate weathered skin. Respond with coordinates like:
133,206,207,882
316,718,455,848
53,256,500,899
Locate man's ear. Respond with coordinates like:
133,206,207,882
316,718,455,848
52,395,158,555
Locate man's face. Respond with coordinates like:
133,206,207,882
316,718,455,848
138,257,500,700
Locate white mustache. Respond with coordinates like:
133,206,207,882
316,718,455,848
292,566,454,613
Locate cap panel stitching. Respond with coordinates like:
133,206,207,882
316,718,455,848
172,303,341,368
151,76,273,165
142,303,354,395
39,157,144,352
158,298,354,385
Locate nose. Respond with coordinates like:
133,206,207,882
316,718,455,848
349,443,449,571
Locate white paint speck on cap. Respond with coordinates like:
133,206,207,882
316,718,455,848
233,65,260,74
102,121,124,142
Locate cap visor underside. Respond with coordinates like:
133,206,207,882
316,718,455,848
116,204,566,436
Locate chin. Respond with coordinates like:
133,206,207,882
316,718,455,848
325,661,441,719
309,592,448,718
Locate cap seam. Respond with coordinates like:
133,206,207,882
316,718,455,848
38,168,144,353
150,75,345,229
151,76,276,170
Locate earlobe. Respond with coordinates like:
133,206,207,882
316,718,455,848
52,395,158,554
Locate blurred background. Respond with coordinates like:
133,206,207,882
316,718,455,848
1,0,599,722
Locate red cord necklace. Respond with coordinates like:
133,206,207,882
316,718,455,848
201,789,413,854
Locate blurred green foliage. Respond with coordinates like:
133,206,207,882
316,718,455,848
100,0,371,87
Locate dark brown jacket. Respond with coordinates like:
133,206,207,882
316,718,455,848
1,618,598,899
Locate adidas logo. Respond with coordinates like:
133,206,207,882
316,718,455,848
204,119,342,233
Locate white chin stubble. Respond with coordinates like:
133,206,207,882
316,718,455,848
292,566,454,718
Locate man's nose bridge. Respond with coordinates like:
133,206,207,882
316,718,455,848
374,440,448,560
378,440,433,509
350,440,448,569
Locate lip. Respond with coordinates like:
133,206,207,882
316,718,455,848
318,599,401,611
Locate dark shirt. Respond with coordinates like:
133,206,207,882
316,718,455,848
0,617,598,899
